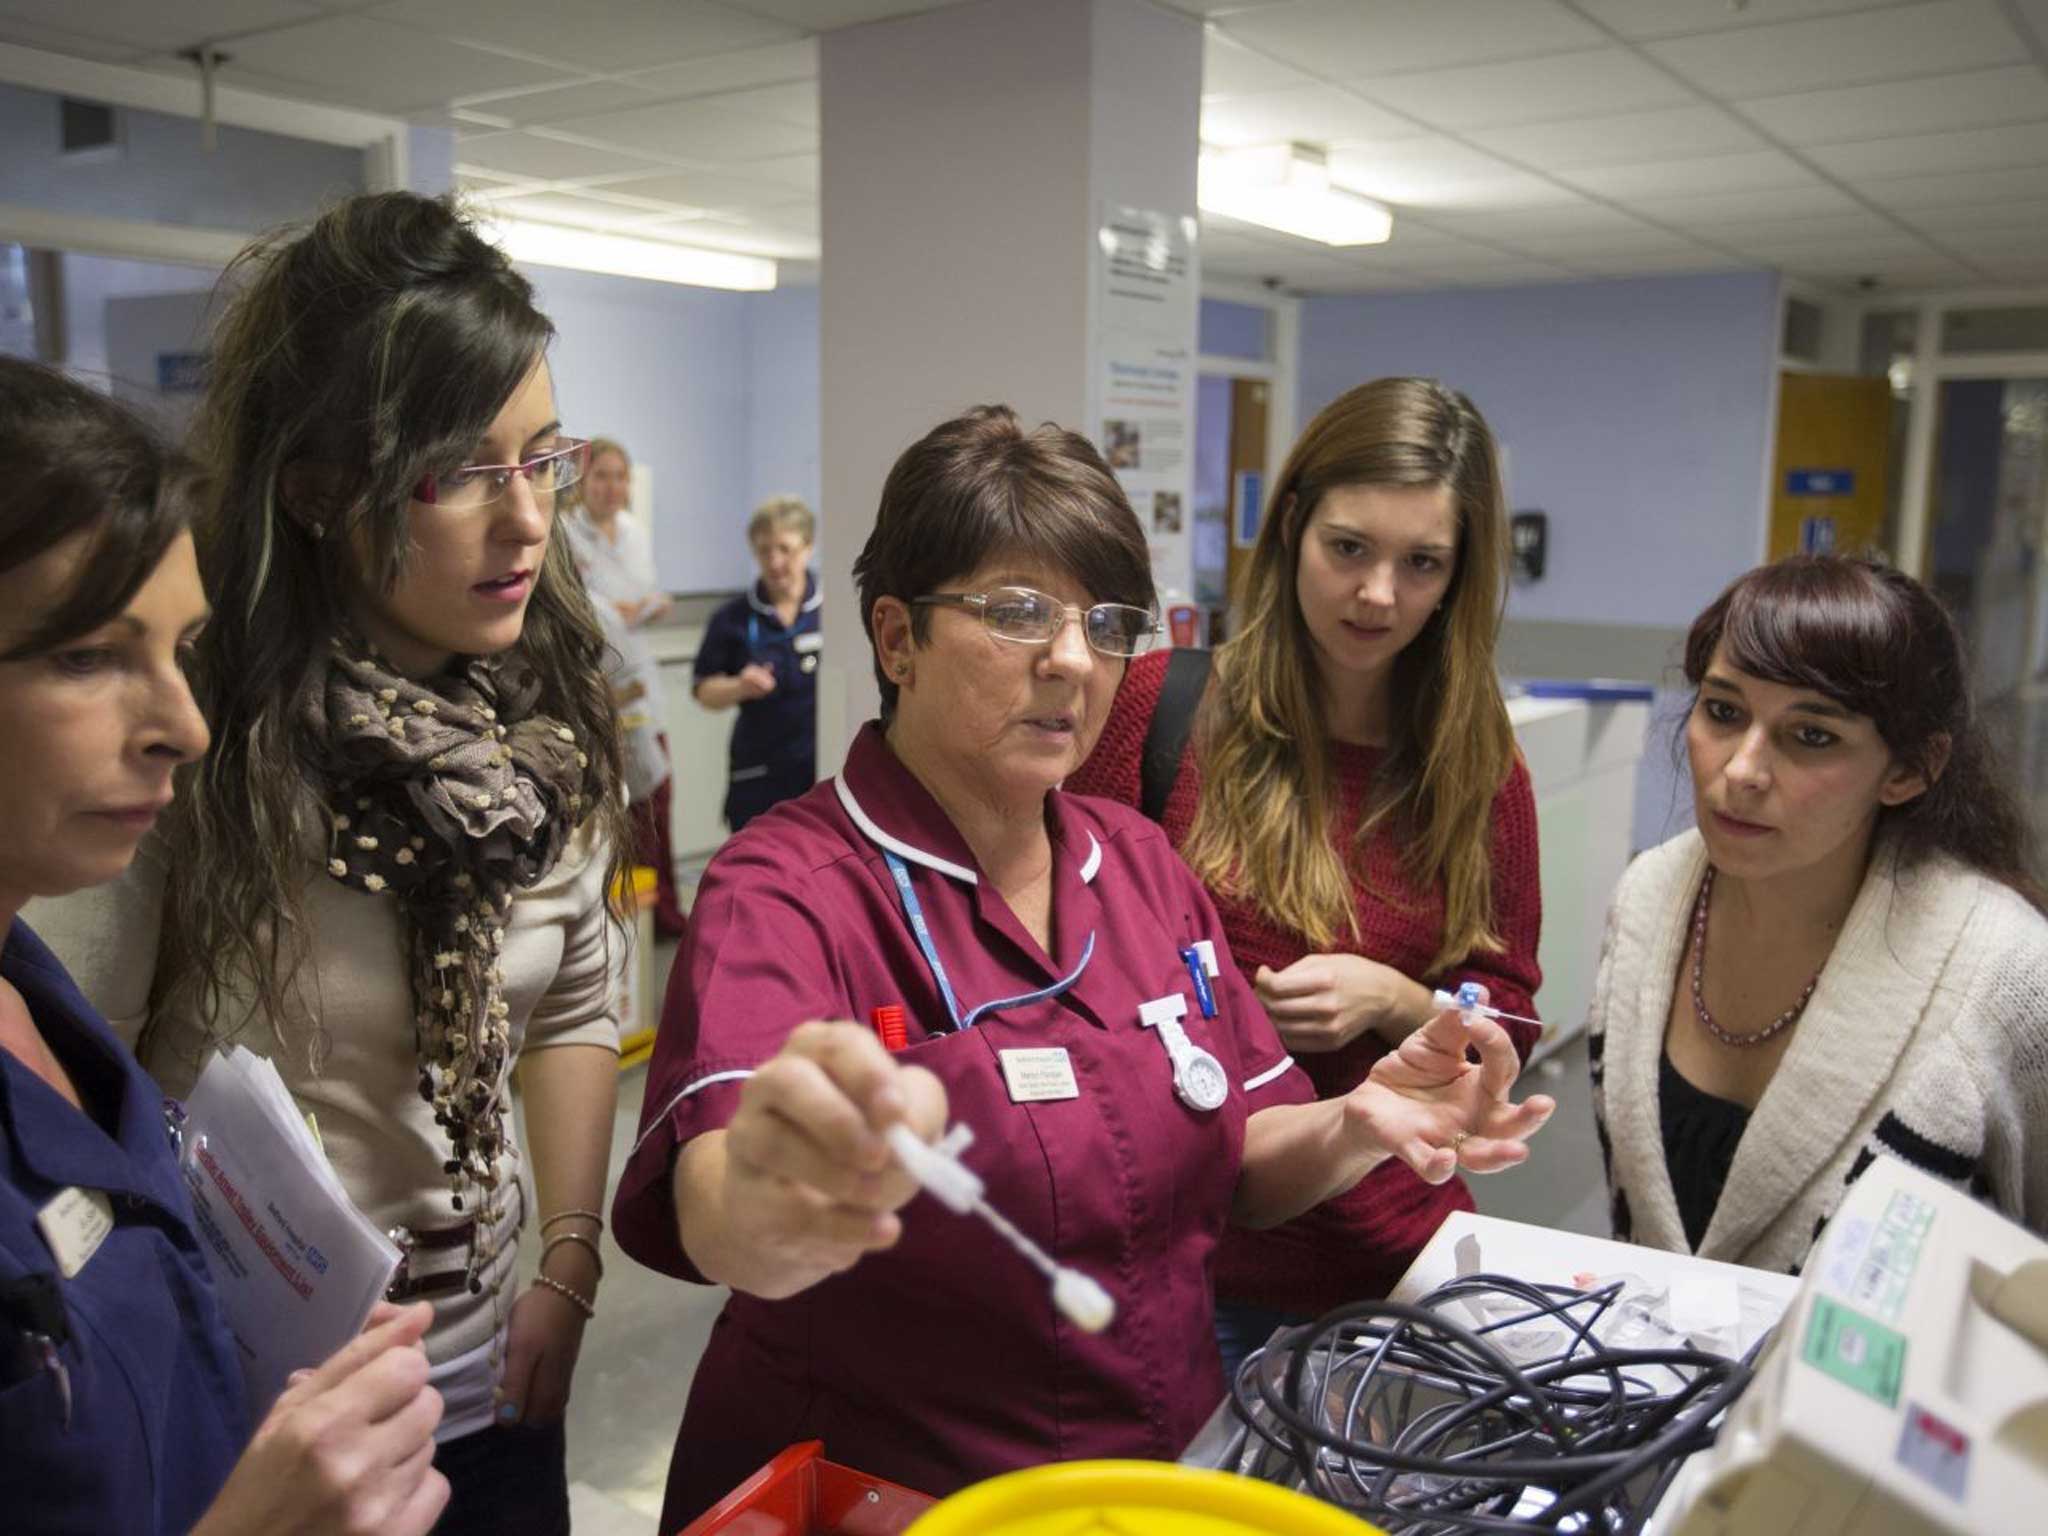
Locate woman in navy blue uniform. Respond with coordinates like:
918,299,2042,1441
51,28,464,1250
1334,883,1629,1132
0,358,446,1536
692,496,822,830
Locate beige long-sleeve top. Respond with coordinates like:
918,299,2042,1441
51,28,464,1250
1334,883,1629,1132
25,824,618,1437
1589,829,2048,1274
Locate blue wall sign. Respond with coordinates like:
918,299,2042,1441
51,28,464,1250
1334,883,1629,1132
1786,468,1854,496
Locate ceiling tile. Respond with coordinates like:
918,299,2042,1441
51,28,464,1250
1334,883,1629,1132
1495,231,1726,264
454,79,664,123
1405,256,1583,285
705,0,963,26
1572,0,1937,42
1625,182,1866,225
1724,231,1942,264
1574,251,1755,276
1937,226,2048,259
618,37,819,96
1327,136,1579,206
1212,0,1602,78
548,95,816,159
1200,83,1422,147
1469,106,1766,170
1643,2,2027,98
1424,201,1649,238
1849,163,2048,207
0,15,145,61
1309,271,1434,293
748,152,819,192
0,0,320,55
1891,196,2048,232
1202,32,1311,98
575,166,803,207
1804,120,2048,179
1160,1,1304,16
1563,149,1823,200
217,14,579,114
716,81,817,129
1708,209,1904,244
1738,65,2048,144
371,0,799,73
1355,48,1694,130
455,130,671,180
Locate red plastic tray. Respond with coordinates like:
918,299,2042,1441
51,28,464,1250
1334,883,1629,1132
676,1441,938,1536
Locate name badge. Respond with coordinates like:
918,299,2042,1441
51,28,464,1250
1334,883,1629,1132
37,1187,114,1278
1000,1047,1079,1104
793,632,824,654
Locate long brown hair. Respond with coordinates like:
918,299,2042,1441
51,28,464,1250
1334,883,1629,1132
155,192,627,1045
1182,377,1514,971
1685,554,2044,911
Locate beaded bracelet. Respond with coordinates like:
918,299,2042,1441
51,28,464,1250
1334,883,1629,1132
540,1208,604,1233
539,1231,604,1281
531,1272,595,1320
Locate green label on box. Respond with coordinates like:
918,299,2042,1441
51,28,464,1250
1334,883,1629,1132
1802,1296,1907,1407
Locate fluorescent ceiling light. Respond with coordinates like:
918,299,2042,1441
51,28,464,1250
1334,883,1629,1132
1198,144,1392,248
480,217,777,291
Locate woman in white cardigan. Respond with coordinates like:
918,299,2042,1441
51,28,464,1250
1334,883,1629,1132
1589,554,2048,1274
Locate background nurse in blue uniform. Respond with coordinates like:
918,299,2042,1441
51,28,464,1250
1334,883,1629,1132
0,358,447,1535
617,405,1557,1526
692,495,822,831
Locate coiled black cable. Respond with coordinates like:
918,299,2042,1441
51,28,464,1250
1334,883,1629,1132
1222,1272,1755,1534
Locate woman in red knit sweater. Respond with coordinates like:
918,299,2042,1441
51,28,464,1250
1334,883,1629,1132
1066,376,1542,1374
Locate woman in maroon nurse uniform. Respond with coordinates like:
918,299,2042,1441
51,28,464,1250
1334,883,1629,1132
612,405,1555,1526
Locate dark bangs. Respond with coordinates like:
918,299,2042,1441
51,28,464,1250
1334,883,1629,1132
1684,556,1952,761
0,357,201,659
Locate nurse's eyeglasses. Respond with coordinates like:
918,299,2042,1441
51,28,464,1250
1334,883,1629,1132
913,587,1160,658
413,438,590,509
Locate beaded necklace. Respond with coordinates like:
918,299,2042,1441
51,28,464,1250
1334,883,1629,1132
1689,865,1822,1049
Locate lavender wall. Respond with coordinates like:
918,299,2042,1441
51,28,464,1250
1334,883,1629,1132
1297,270,1781,629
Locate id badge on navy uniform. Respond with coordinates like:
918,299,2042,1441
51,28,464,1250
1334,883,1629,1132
1000,1047,1079,1103
36,1187,113,1278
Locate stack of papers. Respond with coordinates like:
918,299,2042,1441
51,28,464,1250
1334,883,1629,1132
180,1047,402,1416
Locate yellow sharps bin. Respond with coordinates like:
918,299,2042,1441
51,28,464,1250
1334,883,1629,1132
905,1460,1384,1535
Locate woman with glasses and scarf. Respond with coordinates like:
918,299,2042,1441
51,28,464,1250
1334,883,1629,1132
612,405,1555,1526
30,193,628,1536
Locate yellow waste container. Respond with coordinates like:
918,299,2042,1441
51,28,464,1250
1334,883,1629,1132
611,865,659,1054
905,1461,1382,1536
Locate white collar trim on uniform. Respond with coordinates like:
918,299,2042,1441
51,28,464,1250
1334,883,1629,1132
834,774,1104,889
834,773,980,884
748,573,822,619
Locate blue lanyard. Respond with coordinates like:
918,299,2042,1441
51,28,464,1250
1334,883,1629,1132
882,849,1094,1032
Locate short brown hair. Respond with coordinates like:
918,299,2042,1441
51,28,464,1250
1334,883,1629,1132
853,405,1155,722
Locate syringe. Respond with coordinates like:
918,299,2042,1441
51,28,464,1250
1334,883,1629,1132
885,1121,1116,1333
1432,981,1545,1031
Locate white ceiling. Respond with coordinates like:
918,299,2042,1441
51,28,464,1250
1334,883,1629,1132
5,0,2048,295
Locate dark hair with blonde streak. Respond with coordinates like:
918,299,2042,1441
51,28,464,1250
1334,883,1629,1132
1182,377,1514,973
1685,554,2044,911
155,192,627,1051
854,405,1154,725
